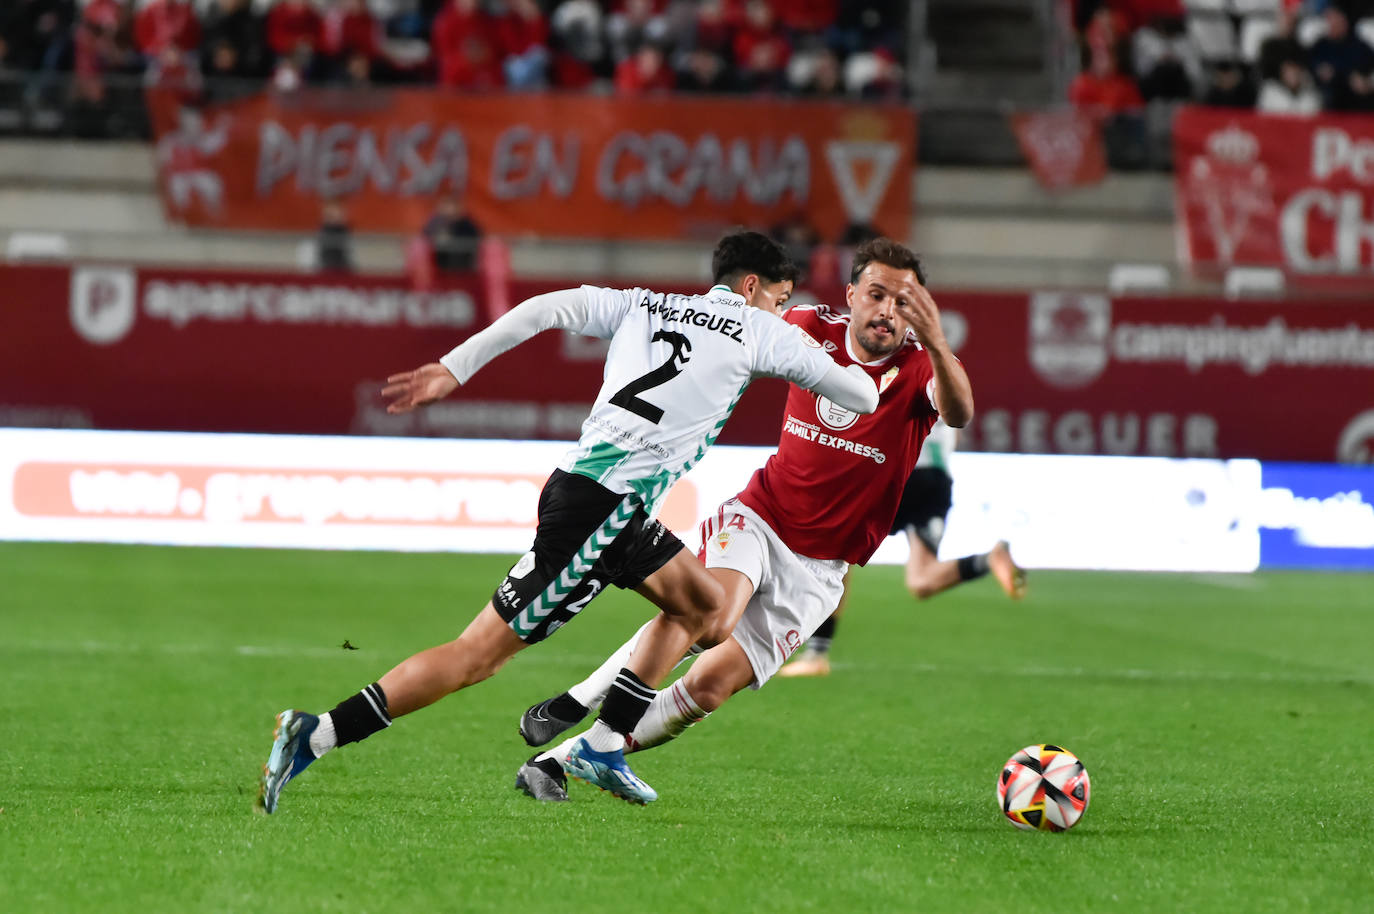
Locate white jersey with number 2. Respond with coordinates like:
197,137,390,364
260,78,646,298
440,283,869,518
560,284,841,513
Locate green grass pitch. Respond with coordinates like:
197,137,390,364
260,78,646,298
2,542,1371,913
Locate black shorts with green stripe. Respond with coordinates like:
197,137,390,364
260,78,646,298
492,469,685,644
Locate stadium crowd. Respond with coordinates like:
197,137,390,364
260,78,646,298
1071,0,1374,116
0,0,906,100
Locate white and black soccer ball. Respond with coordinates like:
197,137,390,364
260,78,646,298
996,744,1091,832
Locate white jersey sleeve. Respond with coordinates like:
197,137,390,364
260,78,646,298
747,311,838,389
439,287,598,384
576,285,639,339
747,311,876,413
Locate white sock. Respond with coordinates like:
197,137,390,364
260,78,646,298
308,712,337,759
568,622,650,711
566,621,700,711
582,719,626,753
627,680,709,752
537,734,581,766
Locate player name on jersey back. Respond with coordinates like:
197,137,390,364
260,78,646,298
636,297,746,342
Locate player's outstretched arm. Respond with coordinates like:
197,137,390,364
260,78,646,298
437,287,596,386
382,363,460,414
900,283,974,427
811,362,879,414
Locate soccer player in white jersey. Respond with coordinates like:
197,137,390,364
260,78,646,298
256,232,879,812
513,238,977,802
778,419,1027,678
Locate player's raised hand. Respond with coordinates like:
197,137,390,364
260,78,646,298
382,363,460,414
896,281,947,351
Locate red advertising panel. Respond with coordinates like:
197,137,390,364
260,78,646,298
3,264,1372,462
1175,106,1374,274
0,263,790,446
147,89,915,242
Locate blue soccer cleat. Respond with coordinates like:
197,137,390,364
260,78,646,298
256,709,319,814
562,737,658,805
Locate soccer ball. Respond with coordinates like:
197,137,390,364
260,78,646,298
996,744,1091,832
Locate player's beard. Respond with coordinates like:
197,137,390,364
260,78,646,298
855,320,902,359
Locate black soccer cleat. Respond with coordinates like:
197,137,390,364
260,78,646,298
515,755,569,802
519,693,589,747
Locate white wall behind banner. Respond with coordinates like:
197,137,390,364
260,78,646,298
0,429,1270,572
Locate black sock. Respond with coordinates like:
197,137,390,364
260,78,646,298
598,668,656,736
329,682,392,747
957,553,991,582
549,691,589,721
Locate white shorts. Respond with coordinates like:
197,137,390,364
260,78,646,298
698,499,847,689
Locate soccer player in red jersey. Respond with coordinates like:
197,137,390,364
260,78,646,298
514,237,976,801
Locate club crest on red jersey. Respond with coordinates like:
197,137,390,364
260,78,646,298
879,365,900,394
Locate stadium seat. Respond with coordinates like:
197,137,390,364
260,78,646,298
5,232,70,261
296,239,320,272
1231,0,1281,14
1297,16,1329,46
1239,15,1278,63
1108,263,1171,294
1223,266,1285,298
1357,19,1374,50
1183,0,1228,12
1187,15,1239,61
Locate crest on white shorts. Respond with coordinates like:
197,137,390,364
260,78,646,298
715,531,732,552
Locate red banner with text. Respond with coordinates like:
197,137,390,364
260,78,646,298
147,89,915,242
3,264,1372,462
1175,107,1374,276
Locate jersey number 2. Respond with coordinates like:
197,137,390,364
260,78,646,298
610,330,692,424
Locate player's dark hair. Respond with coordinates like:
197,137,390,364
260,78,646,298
850,238,927,287
711,231,799,287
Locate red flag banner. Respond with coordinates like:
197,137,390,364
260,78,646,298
1010,109,1107,191
146,89,915,242
1175,106,1374,275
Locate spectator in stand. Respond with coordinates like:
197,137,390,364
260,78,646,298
0,1,75,74
432,0,503,89
1069,45,1145,116
1310,7,1374,110
1132,15,1199,101
614,41,675,93
423,194,482,272
548,0,606,88
692,0,741,57
774,0,839,40
202,0,266,79
1082,4,1128,60
676,46,734,92
769,213,820,279
1258,6,1303,86
733,0,790,92
74,0,140,102
322,0,382,77
316,199,354,273
1258,56,1322,114
845,46,902,98
134,0,201,60
790,46,842,96
267,0,323,72
607,0,671,65
1203,61,1256,108
829,0,903,57
496,0,550,89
